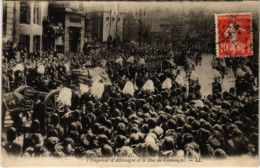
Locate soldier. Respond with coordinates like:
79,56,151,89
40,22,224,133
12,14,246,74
212,78,222,99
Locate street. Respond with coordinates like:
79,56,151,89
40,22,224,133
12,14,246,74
196,54,236,97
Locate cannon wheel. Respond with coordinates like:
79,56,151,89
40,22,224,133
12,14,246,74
14,85,36,107
15,85,32,94
44,89,60,115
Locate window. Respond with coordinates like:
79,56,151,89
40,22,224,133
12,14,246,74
33,35,41,52
33,2,41,24
112,17,115,21
106,17,109,21
20,1,30,24
3,2,7,35
19,35,30,52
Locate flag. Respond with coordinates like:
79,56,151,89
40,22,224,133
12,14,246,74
175,75,185,87
65,63,70,72
57,87,72,107
139,58,145,65
115,57,124,66
190,70,199,81
162,78,172,89
37,64,45,75
127,56,135,64
79,83,89,95
72,67,111,99
90,78,105,99
142,79,155,92
100,59,107,67
123,80,135,96
14,63,24,72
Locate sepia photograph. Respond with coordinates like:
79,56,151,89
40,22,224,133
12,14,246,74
1,1,259,167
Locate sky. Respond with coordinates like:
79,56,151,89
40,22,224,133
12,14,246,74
82,1,259,14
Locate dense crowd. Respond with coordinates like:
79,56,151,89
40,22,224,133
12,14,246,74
2,40,258,159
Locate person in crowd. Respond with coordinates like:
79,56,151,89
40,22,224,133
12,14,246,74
1,40,258,159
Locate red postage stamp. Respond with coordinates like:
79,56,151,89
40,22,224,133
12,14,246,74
215,13,253,58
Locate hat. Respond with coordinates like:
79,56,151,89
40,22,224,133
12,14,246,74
129,133,140,146
159,114,168,124
31,120,41,133
213,124,223,133
151,126,164,138
147,118,157,129
214,148,227,158
64,137,75,146
143,104,150,113
144,113,151,119
24,147,34,157
202,121,212,131
145,133,157,145
74,147,85,157
182,133,194,144
175,109,183,114
129,114,138,121
146,143,159,156
134,143,147,157
6,127,17,142
204,144,214,156
54,143,64,153
133,119,142,125
101,144,113,157
136,132,145,141
117,122,126,132
31,134,44,147
162,136,175,150
176,114,186,127
45,137,59,152
116,146,135,157
208,137,222,148
166,119,176,130
130,127,140,134
98,134,109,145
218,115,231,124
234,121,244,131
84,150,97,157
150,111,159,118
191,119,201,130
182,123,192,133
141,124,150,134
165,105,173,113
115,135,127,148
198,128,211,141
51,114,60,125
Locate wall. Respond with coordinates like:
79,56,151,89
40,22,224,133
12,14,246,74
11,1,49,53
64,14,85,52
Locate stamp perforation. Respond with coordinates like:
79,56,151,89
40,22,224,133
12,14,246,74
215,13,253,58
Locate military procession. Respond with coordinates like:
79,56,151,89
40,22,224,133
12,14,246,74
1,1,259,162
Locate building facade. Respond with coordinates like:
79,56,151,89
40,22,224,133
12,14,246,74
2,1,48,53
2,1,127,53
48,2,85,53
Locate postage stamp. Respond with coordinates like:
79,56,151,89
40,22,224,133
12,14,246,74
215,13,253,58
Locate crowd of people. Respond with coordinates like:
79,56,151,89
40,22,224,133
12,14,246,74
2,40,258,159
